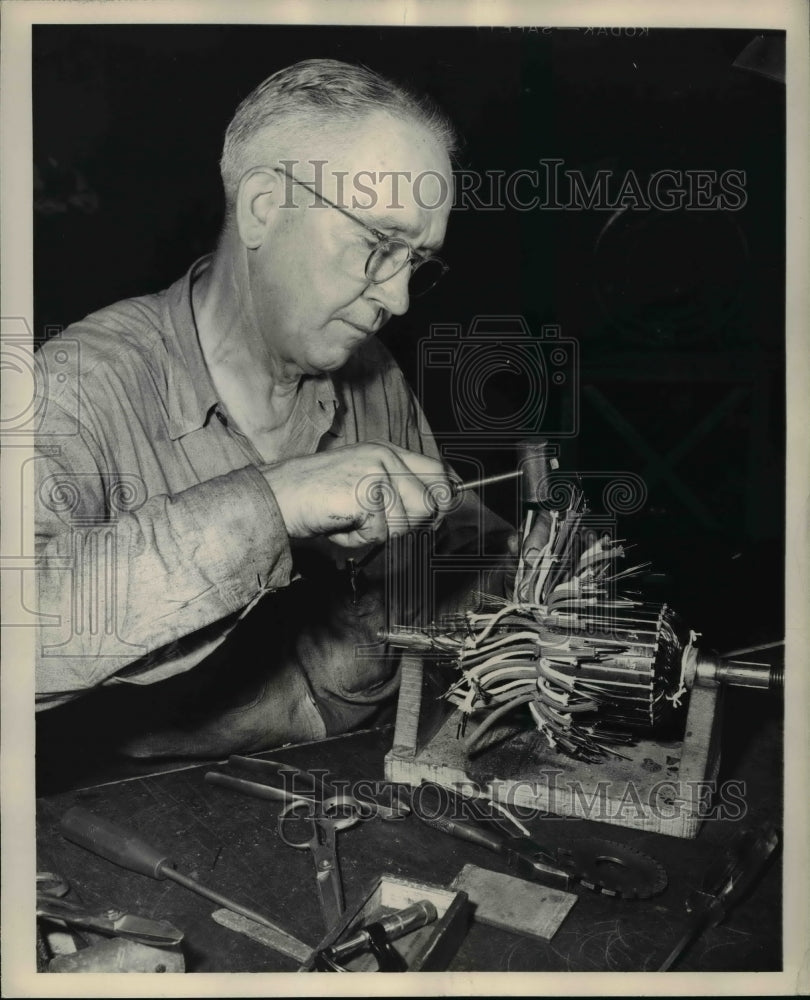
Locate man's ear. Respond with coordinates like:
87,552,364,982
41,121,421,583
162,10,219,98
235,167,284,249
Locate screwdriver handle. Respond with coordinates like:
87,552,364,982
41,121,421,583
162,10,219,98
60,806,173,880
60,807,314,963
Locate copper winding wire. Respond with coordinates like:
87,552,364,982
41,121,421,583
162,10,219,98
385,483,707,760
391,597,689,758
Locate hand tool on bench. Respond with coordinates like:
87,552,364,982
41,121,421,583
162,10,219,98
406,780,667,899
659,822,780,971
206,754,410,821
314,900,439,971
37,871,185,973
59,806,312,964
206,758,367,932
37,871,184,948
277,794,363,931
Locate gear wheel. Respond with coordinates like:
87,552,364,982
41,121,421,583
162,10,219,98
554,837,668,899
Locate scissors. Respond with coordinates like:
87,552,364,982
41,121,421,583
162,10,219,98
204,758,373,930
277,794,363,930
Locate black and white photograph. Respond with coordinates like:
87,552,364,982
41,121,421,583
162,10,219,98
1,0,807,995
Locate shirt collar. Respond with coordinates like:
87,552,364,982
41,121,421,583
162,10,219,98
162,255,339,441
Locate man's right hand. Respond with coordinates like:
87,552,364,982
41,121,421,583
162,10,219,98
263,442,456,548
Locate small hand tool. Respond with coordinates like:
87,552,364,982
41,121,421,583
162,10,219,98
37,871,184,947
407,781,667,899
59,806,312,964
314,900,438,971
277,795,364,930
206,759,373,932
210,909,312,964
452,469,524,495
659,823,779,971
207,755,410,821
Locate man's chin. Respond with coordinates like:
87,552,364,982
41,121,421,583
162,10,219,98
309,339,369,374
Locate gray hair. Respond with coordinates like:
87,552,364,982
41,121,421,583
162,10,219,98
220,58,458,209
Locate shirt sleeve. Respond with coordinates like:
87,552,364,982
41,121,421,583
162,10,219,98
34,396,293,708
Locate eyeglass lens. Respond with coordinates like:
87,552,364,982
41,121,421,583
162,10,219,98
408,258,446,297
366,243,446,297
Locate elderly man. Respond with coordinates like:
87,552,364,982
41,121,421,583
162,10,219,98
34,59,511,760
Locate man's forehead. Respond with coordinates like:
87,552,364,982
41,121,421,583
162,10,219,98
300,111,453,204
339,109,450,166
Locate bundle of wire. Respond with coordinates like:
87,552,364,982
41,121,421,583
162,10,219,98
387,486,691,763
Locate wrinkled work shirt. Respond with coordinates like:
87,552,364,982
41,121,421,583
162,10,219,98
34,257,502,715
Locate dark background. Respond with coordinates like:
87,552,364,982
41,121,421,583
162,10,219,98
31,31,787,971
33,24,785,654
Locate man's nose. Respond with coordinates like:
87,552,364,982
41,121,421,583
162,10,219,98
366,266,411,316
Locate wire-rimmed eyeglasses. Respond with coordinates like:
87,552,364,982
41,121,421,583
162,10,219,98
278,166,449,298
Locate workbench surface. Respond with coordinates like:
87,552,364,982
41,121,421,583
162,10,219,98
35,686,783,976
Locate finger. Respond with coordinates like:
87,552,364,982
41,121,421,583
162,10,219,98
378,452,437,534
364,443,455,523
358,465,409,539
329,531,374,549
323,512,363,534
329,511,387,548
374,441,449,483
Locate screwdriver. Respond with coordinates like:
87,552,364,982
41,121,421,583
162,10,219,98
452,469,523,495
60,806,313,964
